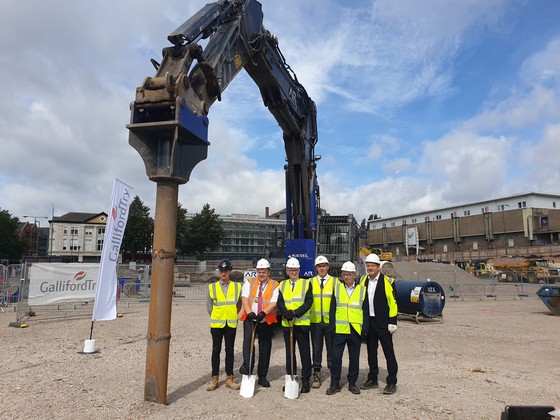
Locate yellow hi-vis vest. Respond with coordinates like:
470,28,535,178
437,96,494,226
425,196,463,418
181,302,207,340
280,278,311,327
310,275,337,324
209,281,241,328
334,282,366,335
359,275,398,318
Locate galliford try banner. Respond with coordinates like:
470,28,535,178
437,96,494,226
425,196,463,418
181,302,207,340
93,178,133,321
28,263,100,305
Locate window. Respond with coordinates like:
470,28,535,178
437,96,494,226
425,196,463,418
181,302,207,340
443,244,448,252
63,239,67,250
553,201,557,208
70,227,78,235
63,227,68,235
473,241,478,250
98,227,105,236
541,217,549,229
464,210,470,216
435,215,442,220
97,239,104,251
84,239,93,252
85,227,93,236
391,222,395,227
70,239,79,251
411,218,417,223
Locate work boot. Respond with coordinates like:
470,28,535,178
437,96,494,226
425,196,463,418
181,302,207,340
301,380,311,393
311,372,322,389
326,384,341,395
206,375,219,391
225,375,240,390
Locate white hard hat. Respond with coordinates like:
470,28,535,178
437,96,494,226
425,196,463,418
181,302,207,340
256,258,271,269
315,255,329,265
286,257,300,269
365,253,381,264
341,261,356,272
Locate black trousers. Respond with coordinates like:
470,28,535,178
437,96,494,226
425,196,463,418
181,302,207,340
282,325,312,382
241,319,274,378
311,321,333,372
366,318,398,385
330,328,361,386
210,325,237,376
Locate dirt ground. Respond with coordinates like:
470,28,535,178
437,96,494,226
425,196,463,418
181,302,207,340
1,284,558,420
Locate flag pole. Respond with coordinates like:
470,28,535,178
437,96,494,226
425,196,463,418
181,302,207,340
89,320,95,340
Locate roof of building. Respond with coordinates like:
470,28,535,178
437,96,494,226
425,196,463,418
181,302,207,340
53,212,107,223
372,192,560,223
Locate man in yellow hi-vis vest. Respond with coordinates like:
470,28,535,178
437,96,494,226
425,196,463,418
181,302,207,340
309,255,338,389
326,261,369,395
206,259,242,391
359,253,399,395
278,257,313,393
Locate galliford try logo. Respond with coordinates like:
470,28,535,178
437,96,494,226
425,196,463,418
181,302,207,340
108,188,131,262
40,270,96,293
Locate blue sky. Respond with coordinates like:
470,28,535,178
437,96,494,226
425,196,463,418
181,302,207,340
1,0,559,226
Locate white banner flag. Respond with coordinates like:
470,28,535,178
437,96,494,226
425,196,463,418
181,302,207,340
92,178,134,321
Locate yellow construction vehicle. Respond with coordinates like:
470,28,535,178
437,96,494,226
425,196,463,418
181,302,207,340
359,247,393,261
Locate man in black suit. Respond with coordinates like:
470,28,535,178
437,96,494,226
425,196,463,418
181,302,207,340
359,253,399,394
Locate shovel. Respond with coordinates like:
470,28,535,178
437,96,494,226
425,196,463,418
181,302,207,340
240,321,258,398
284,321,300,399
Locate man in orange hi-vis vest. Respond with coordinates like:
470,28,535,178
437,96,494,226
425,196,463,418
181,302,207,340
239,258,279,388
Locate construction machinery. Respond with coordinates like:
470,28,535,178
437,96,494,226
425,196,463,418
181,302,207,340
359,246,393,261
491,257,560,284
128,0,319,277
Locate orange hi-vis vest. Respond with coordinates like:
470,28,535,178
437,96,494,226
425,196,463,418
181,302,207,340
240,278,279,325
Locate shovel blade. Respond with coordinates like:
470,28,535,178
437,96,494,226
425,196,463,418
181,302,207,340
240,374,257,398
284,374,300,399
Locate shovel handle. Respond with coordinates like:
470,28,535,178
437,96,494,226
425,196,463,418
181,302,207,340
249,321,258,376
289,321,294,381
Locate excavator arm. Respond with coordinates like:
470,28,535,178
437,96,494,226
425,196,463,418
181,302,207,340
128,0,318,273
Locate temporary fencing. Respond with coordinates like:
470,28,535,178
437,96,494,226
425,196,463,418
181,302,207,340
8,262,212,327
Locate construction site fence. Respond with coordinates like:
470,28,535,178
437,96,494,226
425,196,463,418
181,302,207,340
6,262,552,326
5,262,213,327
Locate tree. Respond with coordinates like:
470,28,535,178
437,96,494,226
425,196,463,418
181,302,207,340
180,203,224,260
176,203,189,256
0,209,27,260
121,196,154,260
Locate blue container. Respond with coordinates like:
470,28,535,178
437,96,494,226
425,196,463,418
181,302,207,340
394,280,445,318
536,285,560,315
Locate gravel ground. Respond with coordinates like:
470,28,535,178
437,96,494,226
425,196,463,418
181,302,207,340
2,277,559,420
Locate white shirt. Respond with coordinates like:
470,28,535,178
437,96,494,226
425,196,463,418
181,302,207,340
344,282,355,297
367,274,379,317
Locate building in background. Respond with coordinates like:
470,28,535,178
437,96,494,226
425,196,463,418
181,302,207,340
18,222,40,258
367,192,560,262
49,212,108,262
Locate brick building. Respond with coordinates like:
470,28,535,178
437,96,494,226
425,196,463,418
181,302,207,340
366,192,560,262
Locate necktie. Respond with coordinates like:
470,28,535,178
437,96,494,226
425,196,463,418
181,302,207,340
257,283,264,314
320,278,325,289
291,281,296,291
